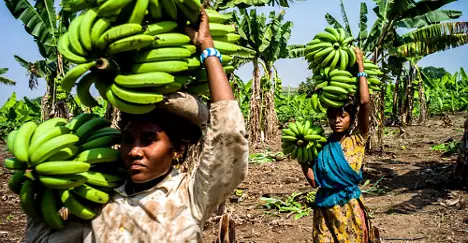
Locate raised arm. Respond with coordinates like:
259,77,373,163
185,7,234,102
355,47,370,135
185,8,248,223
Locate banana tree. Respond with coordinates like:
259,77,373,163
0,68,16,86
260,11,293,144
4,0,74,119
205,0,295,10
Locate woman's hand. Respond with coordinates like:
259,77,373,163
184,7,234,102
184,8,214,50
355,47,364,69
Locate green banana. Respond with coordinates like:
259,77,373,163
213,40,254,54
342,36,354,46
39,175,87,189
338,28,346,42
20,180,39,217
61,61,97,93
322,85,349,96
320,95,344,108
160,0,177,20
98,0,132,17
330,76,355,83
329,69,352,78
78,171,122,187
8,170,25,194
338,49,348,70
30,134,80,166
66,113,98,131
77,72,100,108
102,84,156,114
329,49,341,71
4,158,27,170
80,135,120,151
297,146,304,163
60,190,96,220
148,0,163,19
32,118,68,143
288,123,300,135
296,121,304,135
205,9,232,23
48,146,80,161
321,49,336,67
364,62,379,70
128,0,149,23
311,93,319,112
183,44,197,55
132,60,189,73
305,42,332,54
314,31,337,42
97,23,143,49
323,91,348,101
282,129,296,137
13,121,37,163
41,188,65,229
110,83,164,104
209,23,235,36
329,81,356,90
6,130,17,154
72,184,110,204
91,17,115,49
115,72,174,88
68,15,87,56
368,77,382,85
144,21,178,35
173,0,198,24
282,136,298,143
324,27,340,41
75,148,121,164
84,127,121,142
344,46,356,67
28,126,71,155
35,161,91,176
187,57,201,70
186,82,208,95
58,33,89,64
107,34,154,54
135,47,191,63
290,146,298,160
76,117,110,140
304,134,322,141
153,33,191,48
152,81,183,94
314,46,334,60
80,8,98,51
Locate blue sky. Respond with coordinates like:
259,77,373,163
0,0,467,105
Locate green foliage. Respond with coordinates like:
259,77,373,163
297,76,318,95
0,92,41,140
275,90,325,125
249,150,284,164
424,69,468,114
261,192,314,219
431,140,460,155
422,66,449,80
0,68,16,86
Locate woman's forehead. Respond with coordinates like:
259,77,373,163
123,121,163,133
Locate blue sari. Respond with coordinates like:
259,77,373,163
312,140,363,208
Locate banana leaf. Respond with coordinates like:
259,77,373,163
396,10,462,29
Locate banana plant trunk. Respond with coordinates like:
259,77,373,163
392,72,402,125
248,58,262,147
263,67,279,145
450,118,468,187
418,80,427,124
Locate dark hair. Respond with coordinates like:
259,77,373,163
119,109,203,147
326,98,359,123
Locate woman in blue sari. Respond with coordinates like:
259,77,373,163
302,47,380,243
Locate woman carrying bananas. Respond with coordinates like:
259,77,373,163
302,48,380,243
26,8,249,243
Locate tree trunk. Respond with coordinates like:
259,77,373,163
248,59,262,147
407,69,415,125
392,73,401,125
450,118,468,188
378,82,386,152
401,65,414,126
263,69,279,145
417,79,427,125
367,95,378,152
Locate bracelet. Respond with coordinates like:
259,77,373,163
357,72,368,78
200,48,222,64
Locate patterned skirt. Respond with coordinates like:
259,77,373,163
312,197,380,243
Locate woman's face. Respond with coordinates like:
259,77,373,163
120,121,174,183
327,109,351,133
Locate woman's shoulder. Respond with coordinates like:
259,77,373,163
345,129,368,147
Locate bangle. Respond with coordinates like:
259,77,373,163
200,48,222,64
357,72,368,78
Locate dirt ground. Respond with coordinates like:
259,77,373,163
1,113,468,243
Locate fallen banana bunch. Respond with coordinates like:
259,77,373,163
303,26,384,112
4,114,124,229
59,1,254,114
281,120,327,165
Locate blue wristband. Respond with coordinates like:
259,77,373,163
357,72,368,78
200,48,222,64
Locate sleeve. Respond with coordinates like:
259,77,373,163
26,217,93,243
189,100,249,222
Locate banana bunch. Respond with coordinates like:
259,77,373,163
59,0,253,115
305,27,355,72
3,114,124,229
362,59,383,93
310,69,356,110
281,120,327,165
